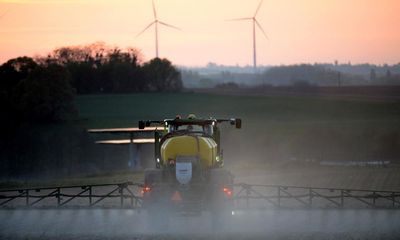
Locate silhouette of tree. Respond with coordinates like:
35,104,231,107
0,57,39,127
143,58,183,91
34,43,148,94
16,64,76,123
103,47,145,93
0,56,38,88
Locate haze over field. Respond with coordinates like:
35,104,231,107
0,0,399,66
1,209,400,239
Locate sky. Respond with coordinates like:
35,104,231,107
0,0,399,66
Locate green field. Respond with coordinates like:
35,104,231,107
77,92,400,128
77,92,400,163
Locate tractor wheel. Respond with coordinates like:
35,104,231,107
209,168,234,231
143,168,170,231
144,168,163,185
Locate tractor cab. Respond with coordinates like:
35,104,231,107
167,118,214,137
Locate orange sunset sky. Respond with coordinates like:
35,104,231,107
0,0,399,66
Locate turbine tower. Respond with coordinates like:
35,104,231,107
228,0,268,69
136,0,181,58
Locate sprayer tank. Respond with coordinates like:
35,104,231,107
160,135,217,168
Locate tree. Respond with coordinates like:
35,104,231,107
37,43,146,94
0,57,39,127
0,56,38,89
143,58,183,91
16,64,76,123
103,47,145,93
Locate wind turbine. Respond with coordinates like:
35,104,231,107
228,0,268,69
136,0,181,58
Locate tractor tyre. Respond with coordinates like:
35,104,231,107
144,168,163,185
144,168,170,231
209,168,234,231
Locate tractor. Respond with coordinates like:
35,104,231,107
139,115,241,227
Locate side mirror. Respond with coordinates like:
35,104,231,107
235,118,242,129
138,121,145,129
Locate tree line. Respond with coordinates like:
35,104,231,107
0,42,183,125
43,42,182,94
260,64,400,86
181,63,400,88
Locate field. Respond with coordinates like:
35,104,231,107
1,209,400,239
77,91,400,128
75,91,400,190
0,171,143,190
77,91,400,163
2,91,400,189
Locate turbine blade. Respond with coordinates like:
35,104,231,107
225,17,252,21
254,0,263,17
136,21,156,37
158,21,181,31
0,9,9,19
152,0,157,19
255,19,269,39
